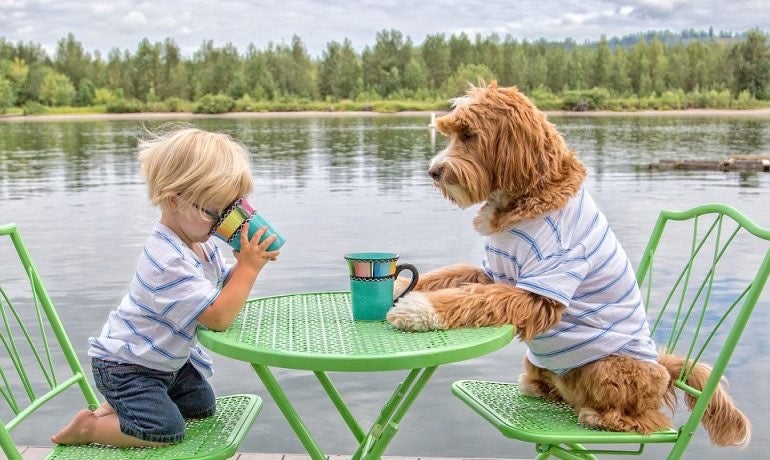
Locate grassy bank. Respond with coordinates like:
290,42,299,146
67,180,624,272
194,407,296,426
5,88,770,119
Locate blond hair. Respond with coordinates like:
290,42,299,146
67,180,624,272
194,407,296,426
138,125,253,211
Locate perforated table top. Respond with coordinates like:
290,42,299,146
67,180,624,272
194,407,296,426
198,291,514,372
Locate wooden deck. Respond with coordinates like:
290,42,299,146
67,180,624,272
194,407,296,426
7,446,514,460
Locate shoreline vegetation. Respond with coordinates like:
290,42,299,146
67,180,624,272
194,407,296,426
2,29,770,120
3,107,770,123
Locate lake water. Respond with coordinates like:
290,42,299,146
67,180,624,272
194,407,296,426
2,113,770,458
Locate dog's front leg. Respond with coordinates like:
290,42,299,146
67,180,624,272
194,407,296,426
395,263,492,295
387,283,563,339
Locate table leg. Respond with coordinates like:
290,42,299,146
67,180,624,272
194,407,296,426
352,366,437,460
314,371,366,441
252,364,437,460
251,363,326,460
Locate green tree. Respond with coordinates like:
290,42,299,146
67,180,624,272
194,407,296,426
566,45,591,90
545,46,570,92
261,37,315,99
362,29,414,97
521,41,547,91
287,36,316,98
159,38,185,100
475,33,503,76
318,39,362,100
39,70,75,106
628,40,652,95
443,63,496,98
648,37,668,93
75,78,96,106
730,30,770,99
499,39,526,86
7,57,29,86
665,44,690,90
132,39,161,102
608,47,632,94
54,33,90,88
0,77,14,112
421,34,451,90
192,40,242,99
591,36,612,88
448,33,474,72
402,55,428,93
0,57,28,104
243,44,277,100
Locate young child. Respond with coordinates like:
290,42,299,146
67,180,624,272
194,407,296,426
52,126,279,447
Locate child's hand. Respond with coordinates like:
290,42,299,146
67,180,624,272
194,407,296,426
233,223,280,271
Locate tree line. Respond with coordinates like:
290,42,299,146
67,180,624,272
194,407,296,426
0,28,769,114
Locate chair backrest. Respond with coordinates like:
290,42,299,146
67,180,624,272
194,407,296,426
0,223,99,459
635,204,770,454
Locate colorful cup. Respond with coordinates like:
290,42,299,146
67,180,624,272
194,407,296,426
344,252,419,321
211,197,286,252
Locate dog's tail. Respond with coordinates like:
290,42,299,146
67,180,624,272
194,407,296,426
658,353,751,447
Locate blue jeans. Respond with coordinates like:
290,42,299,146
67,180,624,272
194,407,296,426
92,358,216,443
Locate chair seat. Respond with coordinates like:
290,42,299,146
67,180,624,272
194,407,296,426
452,380,678,446
46,394,262,460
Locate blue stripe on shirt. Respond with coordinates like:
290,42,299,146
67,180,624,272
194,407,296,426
154,231,185,258
509,229,543,261
121,317,188,360
144,248,165,272
573,261,630,300
484,244,524,270
544,215,562,245
516,280,571,305
531,296,644,358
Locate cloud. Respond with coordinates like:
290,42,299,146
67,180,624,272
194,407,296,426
0,0,768,59
628,0,691,19
122,10,147,29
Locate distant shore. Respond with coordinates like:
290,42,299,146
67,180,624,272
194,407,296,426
3,108,770,123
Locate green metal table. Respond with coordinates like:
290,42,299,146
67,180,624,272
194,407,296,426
197,291,514,459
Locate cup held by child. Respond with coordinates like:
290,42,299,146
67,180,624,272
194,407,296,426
211,197,286,252
344,252,419,321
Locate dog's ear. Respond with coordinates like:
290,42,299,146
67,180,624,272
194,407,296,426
434,111,454,137
491,86,567,194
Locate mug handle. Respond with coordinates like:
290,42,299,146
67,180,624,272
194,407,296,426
393,263,419,301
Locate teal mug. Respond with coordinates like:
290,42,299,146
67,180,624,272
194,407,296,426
344,252,419,321
211,197,286,252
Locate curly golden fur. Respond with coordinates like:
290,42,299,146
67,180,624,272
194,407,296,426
387,83,750,447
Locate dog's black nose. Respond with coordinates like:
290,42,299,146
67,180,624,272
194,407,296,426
428,165,443,181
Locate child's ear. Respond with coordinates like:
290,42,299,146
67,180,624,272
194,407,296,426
164,195,180,212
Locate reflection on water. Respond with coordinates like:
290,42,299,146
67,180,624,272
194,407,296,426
2,115,770,458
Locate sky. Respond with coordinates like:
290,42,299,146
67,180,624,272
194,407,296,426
1,0,769,59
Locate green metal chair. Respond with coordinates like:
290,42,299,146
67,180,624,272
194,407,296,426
452,203,770,459
0,223,262,460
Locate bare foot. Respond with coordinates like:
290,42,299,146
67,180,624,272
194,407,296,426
93,401,115,417
51,409,97,445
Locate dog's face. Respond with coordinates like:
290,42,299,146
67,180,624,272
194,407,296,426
428,84,561,208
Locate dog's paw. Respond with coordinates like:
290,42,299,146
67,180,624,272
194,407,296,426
517,373,546,398
387,292,447,331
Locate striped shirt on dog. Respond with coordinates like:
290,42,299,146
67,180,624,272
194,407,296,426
482,187,658,375
88,223,230,378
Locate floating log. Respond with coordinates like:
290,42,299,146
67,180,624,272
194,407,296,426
647,155,770,172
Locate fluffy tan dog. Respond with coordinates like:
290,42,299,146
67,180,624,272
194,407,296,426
386,83,750,446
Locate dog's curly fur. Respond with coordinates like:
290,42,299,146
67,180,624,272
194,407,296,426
387,83,750,446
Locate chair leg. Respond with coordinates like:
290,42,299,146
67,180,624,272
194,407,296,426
536,443,600,460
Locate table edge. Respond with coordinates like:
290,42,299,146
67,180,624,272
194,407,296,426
198,292,515,372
